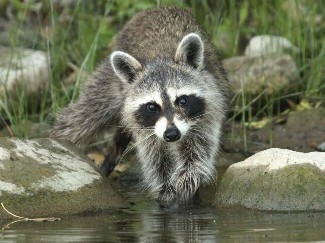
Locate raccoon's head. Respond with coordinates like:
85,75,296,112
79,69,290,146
111,33,219,142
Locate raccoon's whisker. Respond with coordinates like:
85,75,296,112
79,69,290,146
128,127,155,131
117,143,137,163
188,127,219,143
133,132,157,151
104,124,126,128
119,132,156,162
188,111,213,121
105,124,155,130
127,125,155,130
192,128,219,139
118,132,156,163
187,128,203,138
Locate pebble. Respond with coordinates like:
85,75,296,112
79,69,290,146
317,142,325,152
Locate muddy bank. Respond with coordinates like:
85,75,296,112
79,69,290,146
223,107,325,154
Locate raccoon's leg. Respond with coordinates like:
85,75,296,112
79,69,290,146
172,136,216,203
137,141,176,206
156,156,178,207
175,164,201,203
101,128,132,177
158,180,202,207
158,183,176,208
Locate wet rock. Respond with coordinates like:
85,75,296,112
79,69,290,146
0,46,48,95
223,54,299,95
0,137,126,219
245,35,299,57
215,148,325,211
317,142,325,152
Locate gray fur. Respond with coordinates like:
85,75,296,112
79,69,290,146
50,6,230,206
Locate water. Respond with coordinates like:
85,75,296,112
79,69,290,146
1,183,325,243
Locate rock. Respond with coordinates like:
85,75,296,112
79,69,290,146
215,148,325,211
317,142,325,152
0,46,48,95
0,137,127,219
223,54,299,95
244,35,299,57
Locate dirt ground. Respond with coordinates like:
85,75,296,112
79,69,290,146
222,107,325,156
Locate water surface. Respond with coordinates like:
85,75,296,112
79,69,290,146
1,184,325,243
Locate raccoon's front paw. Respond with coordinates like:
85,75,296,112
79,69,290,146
100,154,117,177
158,186,176,207
175,170,200,202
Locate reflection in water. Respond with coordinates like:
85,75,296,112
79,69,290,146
1,187,325,242
139,207,218,242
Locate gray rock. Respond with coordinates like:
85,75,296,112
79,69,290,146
223,54,299,95
0,137,126,219
215,148,325,211
0,46,48,95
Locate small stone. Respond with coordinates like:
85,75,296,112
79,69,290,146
317,142,325,152
223,54,299,95
245,35,299,57
0,46,49,95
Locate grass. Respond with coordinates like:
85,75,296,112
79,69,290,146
0,0,324,145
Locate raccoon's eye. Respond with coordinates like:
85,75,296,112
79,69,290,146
147,103,159,113
178,96,188,106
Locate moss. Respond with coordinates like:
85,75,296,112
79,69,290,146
0,179,127,219
0,138,127,219
216,164,325,211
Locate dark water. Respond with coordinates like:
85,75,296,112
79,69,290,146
1,184,325,243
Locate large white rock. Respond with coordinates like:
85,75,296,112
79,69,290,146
0,46,48,94
215,148,325,211
0,137,126,218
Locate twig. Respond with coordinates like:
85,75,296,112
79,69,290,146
0,117,14,137
1,202,61,229
1,203,26,219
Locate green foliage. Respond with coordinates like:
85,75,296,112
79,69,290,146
0,0,324,140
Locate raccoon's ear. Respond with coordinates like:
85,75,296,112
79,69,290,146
110,51,142,84
175,33,204,70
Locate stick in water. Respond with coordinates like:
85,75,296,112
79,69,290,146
1,203,61,222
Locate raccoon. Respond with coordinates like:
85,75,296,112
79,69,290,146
50,6,230,206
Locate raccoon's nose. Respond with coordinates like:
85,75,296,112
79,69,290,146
163,127,181,142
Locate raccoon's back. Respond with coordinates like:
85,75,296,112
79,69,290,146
113,7,205,61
